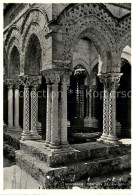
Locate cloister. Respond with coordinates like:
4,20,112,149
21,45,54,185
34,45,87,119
3,3,131,188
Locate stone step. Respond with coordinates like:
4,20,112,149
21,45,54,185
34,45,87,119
15,149,131,189
19,140,131,167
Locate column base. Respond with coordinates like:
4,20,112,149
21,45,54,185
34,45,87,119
84,117,98,128
49,143,61,149
106,135,120,145
21,131,31,141
36,122,42,135
61,141,69,148
97,135,108,144
50,145,75,155
97,134,120,145
7,126,15,132
44,141,50,148
14,126,22,131
30,130,41,140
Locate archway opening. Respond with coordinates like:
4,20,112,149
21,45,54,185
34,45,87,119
9,46,20,78
25,34,41,76
116,58,131,138
68,37,103,143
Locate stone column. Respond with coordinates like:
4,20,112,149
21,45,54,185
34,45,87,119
7,79,14,130
36,94,42,135
21,79,31,140
50,80,60,148
45,82,52,146
30,83,41,140
60,74,70,147
97,74,109,142
97,73,122,144
14,81,21,130
88,86,92,119
76,82,80,118
42,70,61,149
107,73,123,144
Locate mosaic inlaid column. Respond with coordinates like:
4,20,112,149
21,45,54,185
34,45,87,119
97,74,109,142
107,73,123,144
30,83,41,140
21,80,31,140
14,81,21,130
60,74,70,147
7,80,14,129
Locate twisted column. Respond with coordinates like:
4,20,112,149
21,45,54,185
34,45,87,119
7,79,14,129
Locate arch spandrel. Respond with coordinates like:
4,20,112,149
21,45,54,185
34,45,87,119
55,4,117,73
54,3,131,73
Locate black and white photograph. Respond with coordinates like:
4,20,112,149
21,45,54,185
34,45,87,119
3,2,131,190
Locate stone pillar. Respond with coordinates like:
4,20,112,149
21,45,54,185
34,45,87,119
30,83,41,140
84,84,98,128
85,86,89,118
45,82,52,146
50,80,60,148
7,80,14,129
97,73,122,144
88,86,92,119
76,82,80,118
14,81,21,130
21,79,30,140
97,75,109,142
107,73,123,144
36,94,42,135
60,74,70,147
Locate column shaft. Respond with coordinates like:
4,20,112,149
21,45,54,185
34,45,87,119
30,87,41,139
45,84,52,146
85,87,89,118
88,87,92,118
61,80,68,147
102,87,109,137
21,85,30,140
50,84,60,148
107,88,118,142
14,88,20,128
8,88,14,128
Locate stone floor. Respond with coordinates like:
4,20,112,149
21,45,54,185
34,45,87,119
3,165,42,189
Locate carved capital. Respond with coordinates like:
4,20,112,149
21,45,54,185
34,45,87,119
74,68,87,78
107,73,123,91
19,75,42,88
20,75,30,88
6,79,14,89
30,76,42,89
98,73,123,91
14,79,21,89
